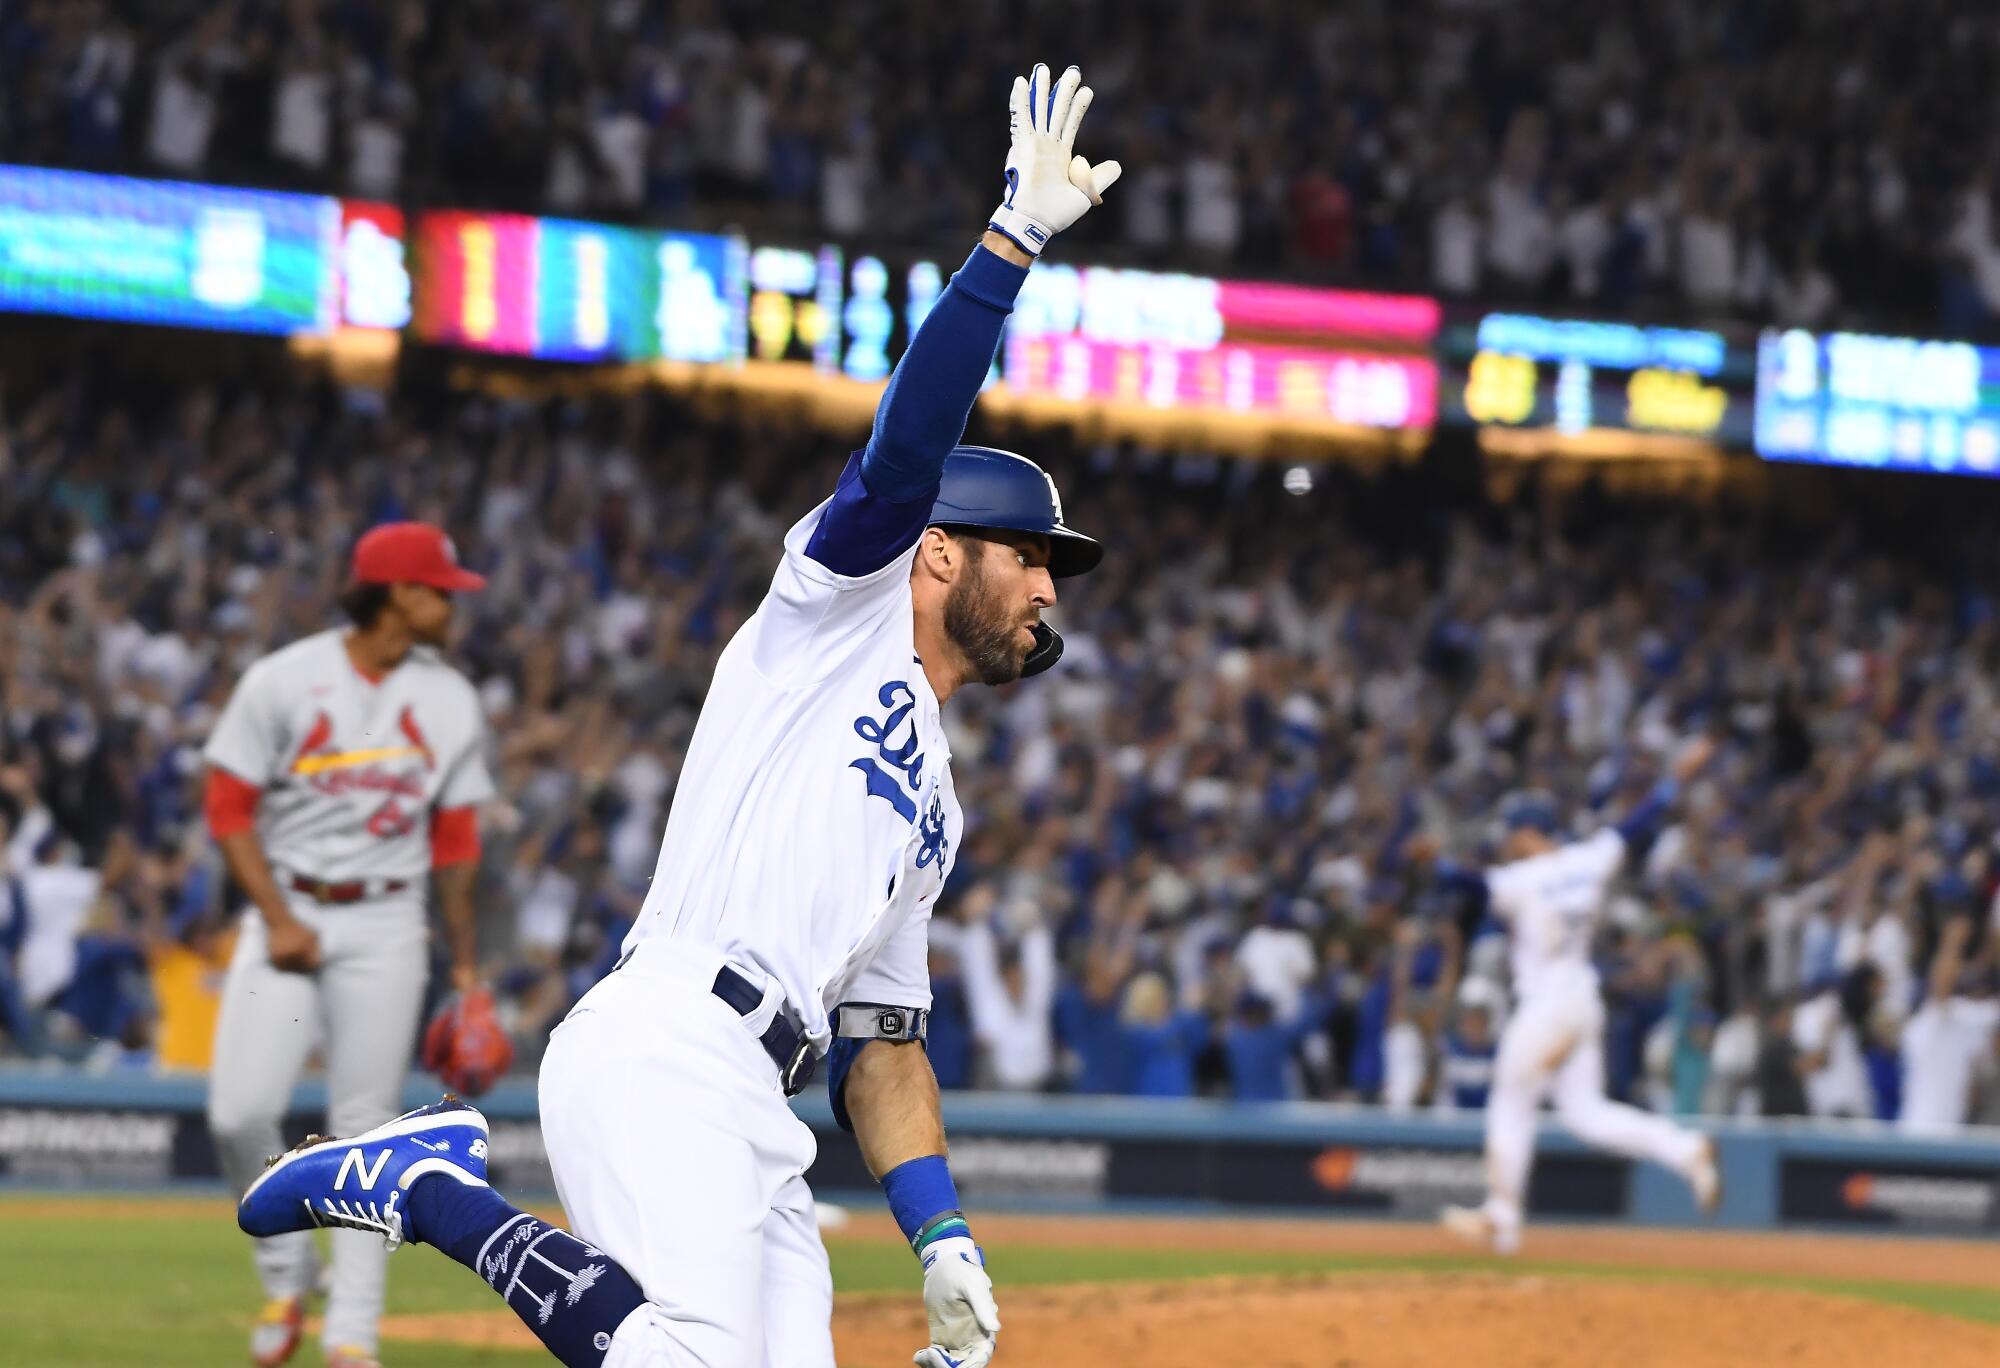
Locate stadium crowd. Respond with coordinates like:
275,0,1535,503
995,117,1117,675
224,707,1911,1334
3,371,2000,1131
6,0,2000,334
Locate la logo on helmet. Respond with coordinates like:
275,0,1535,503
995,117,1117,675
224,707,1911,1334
1042,472,1063,522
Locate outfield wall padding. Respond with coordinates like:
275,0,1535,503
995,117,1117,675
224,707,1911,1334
1,1071,1996,1235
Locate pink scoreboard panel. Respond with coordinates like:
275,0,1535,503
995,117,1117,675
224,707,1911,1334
1002,267,1438,430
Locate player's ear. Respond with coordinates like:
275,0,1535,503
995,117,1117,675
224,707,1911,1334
913,526,957,584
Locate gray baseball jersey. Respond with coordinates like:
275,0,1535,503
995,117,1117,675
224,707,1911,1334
203,629,494,881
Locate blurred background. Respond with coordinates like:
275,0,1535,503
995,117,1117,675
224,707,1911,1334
3,0,2000,1226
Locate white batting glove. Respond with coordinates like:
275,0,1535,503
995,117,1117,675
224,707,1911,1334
912,1235,1000,1368
987,61,1122,256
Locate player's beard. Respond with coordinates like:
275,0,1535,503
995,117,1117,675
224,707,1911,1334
943,540,1029,686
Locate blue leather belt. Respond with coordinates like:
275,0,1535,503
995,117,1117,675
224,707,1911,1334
712,964,817,1097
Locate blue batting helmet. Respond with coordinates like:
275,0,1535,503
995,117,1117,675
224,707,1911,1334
1496,790,1564,838
930,446,1101,677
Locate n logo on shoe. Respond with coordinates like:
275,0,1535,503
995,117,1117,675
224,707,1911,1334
334,1147,393,1192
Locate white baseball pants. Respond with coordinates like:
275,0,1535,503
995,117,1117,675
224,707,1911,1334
539,938,835,1368
206,896,430,1354
1480,977,1706,1242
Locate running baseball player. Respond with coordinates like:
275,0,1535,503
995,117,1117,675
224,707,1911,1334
204,522,499,1368
237,61,1118,1368
1418,737,1721,1254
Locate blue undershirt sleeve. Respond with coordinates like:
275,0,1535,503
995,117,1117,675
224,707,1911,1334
1613,778,1680,854
1434,858,1492,908
827,1036,867,1132
805,244,1028,576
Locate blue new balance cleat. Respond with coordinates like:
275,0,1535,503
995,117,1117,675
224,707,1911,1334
239,1097,491,1252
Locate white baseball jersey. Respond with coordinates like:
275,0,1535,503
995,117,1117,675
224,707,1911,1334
623,496,962,1048
204,629,494,883
1900,995,2000,1132
1485,828,1627,999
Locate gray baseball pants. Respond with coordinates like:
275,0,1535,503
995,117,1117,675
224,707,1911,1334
206,895,430,1356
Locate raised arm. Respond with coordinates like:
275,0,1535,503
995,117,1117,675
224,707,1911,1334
837,60,1118,1368
1613,735,1716,853
1,767,51,876
804,63,1119,582
956,914,1010,1040
1085,890,1147,1003
1406,831,1494,914
1925,916,1975,1006
1021,919,1058,1013
1434,857,1493,906
802,236,1030,578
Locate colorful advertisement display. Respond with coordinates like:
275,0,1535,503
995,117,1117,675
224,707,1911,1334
413,211,745,364
410,210,537,353
840,253,999,387
840,254,898,382
898,257,999,390
653,229,748,364
1754,329,2000,476
744,247,993,387
1442,313,1754,446
1002,265,1438,429
0,164,335,335
747,243,841,370
335,201,410,332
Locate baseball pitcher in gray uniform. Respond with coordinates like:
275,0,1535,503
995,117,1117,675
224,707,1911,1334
202,522,495,1368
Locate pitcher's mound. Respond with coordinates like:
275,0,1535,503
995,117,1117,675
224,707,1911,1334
380,1271,2000,1367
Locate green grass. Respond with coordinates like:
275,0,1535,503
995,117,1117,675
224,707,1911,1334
0,1203,528,1368
839,1238,1367,1293
1,1198,1996,1366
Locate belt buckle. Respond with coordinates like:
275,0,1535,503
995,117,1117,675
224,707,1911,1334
780,1036,817,1098
312,879,334,903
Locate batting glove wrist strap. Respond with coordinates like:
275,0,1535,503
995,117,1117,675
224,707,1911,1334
913,1210,973,1256
988,61,1121,258
986,205,1058,258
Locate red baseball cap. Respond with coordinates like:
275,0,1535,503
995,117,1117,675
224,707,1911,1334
349,522,487,592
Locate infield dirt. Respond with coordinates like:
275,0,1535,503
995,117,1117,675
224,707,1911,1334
348,1211,2000,1367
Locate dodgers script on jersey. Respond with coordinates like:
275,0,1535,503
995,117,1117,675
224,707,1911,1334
623,491,963,1045
203,630,494,882
1485,828,1626,998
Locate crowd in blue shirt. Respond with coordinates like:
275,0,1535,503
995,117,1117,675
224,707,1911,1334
4,371,2000,1122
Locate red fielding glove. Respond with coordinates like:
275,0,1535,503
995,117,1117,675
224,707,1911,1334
421,987,515,1098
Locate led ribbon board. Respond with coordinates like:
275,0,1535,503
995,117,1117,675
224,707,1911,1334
1443,313,1752,447
1755,330,2000,476
413,211,744,363
1002,267,1439,429
0,164,334,335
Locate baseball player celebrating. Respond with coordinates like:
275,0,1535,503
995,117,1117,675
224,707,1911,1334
1421,737,1722,1254
237,62,1118,1368
204,522,500,1368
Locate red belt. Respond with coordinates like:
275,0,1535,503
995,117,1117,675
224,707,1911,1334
287,874,410,904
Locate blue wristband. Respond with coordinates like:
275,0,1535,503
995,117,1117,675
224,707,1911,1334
881,1155,966,1253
